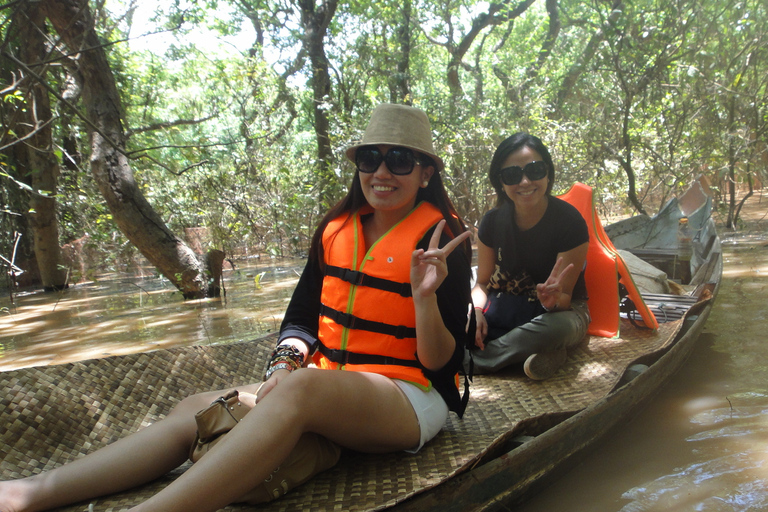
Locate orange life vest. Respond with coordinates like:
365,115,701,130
558,183,659,336
313,202,445,389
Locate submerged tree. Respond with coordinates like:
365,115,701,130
3,2,68,291
1,0,225,298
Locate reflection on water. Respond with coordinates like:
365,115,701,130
518,201,768,512
0,259,305,370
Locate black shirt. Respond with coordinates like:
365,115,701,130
478,196,589,300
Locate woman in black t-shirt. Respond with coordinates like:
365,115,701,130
467,133,590,380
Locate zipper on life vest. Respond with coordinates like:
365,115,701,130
339,209,411,366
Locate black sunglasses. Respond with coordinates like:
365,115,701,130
500,161,549,186
355,146,426,176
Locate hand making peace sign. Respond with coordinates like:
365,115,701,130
536,256,576,312
410,219,471,299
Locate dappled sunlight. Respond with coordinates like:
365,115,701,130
463,385,501,403
0,259,305,370
721,236,768,278
619,452,768,512
574,360,614,382
721,256,768,278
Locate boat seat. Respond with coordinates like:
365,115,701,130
558,183,659,336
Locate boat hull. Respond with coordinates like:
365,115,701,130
393,286,719,511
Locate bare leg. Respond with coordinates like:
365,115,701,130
0,385,262,512
129,368,421,512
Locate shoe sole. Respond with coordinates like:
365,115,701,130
524,349,567,380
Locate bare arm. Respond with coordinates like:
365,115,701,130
256,337,311,402
410,220,471,370
471,240,496,349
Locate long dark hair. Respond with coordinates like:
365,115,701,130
489,133,556,207
309,154,470,263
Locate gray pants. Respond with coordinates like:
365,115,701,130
466,300,590,374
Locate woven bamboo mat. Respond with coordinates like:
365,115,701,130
1,318,683,511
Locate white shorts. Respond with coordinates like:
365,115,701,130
394,380,449,453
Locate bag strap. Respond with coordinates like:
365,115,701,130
455,301,477,418
619,284,652,330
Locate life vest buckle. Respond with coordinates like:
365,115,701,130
341,268,365,286
336,310,357,329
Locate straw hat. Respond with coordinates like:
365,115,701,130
345,103,444,172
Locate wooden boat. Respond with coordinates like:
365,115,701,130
0,179,721,512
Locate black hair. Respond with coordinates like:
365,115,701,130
488,133,556,206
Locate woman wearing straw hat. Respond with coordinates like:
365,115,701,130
0,104,472,512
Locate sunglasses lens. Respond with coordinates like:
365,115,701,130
501,166,523,185
526,161,548,181
500,161,548,185
357,147,416,175
384,148,416,175
356,147,383,173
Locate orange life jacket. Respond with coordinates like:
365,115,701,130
558,183,659,336
313,202,445,389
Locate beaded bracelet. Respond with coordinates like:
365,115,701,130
271,344,305,367
263,344,306,381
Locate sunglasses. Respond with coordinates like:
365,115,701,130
355,146,427,176
499,161,549,186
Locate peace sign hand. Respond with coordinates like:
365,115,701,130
536,256,575,311
410,220,471,299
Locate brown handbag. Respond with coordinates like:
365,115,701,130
189,390,341,503
189,390,248,461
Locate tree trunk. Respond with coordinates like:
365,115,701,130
445,0,534,97
725,95,737,228
619,98,647,216
41,0,217,299
205,249,226,297
17,1,68,291
298,0,337,208
393,0,413,103
553,0,623,114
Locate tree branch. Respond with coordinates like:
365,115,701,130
126,114,218,138
125,139,245,156
2,49,125,153
553,0,624,113
134,155,211,176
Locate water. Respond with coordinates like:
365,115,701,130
1,197,766,511
0,259,305,370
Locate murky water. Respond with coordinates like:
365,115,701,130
0,259,305,370
1,196,767,511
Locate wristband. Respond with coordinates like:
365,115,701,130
264,362,294,381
